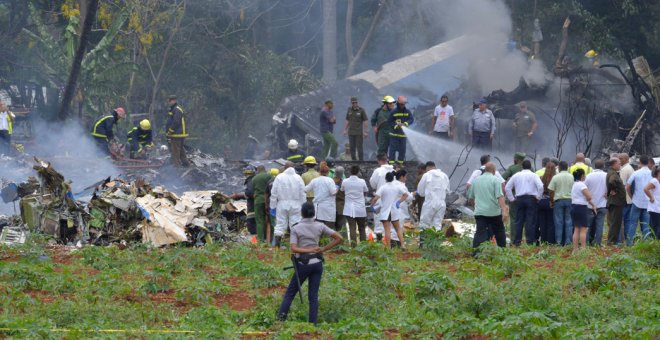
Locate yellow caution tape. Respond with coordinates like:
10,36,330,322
0,328,270,335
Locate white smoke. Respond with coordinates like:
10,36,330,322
420,0,552,94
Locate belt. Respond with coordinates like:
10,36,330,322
516,195,536,198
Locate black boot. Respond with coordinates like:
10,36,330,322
273,236,282,248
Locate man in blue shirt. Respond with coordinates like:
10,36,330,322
320,100,337,158
625,155,654,245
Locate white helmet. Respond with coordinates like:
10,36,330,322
288,139,299,149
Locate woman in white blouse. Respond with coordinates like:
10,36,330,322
571,168,597,253
341,165,369,246
371,171,409,249
643,167,660,239
304,162,337,228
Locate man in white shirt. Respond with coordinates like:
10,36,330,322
368,153,393,240
429,95,454,140
505,160,543,245
625,155,654,245
584,159,608,245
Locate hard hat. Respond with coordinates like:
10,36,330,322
382,95,395,103
139,119,151,130
585,49,597,58
304,156,317,165
325,157,335,167
288,139,299,149
243,165,256,175
270,168,279,176
114,107,126,118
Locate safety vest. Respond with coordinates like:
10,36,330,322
6,111,13,135
287,153,304,162
91,115,114,139
569,163,592,175
167,105,188,138
127,127,151,145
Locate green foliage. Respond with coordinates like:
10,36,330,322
1,237,658,338
413,272,455,298
475,242,530,278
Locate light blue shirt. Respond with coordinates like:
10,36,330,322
627,167,652,209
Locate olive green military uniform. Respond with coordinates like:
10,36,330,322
514,110,536,153
371,106,391,155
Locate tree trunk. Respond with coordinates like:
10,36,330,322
345,1,384,78
322,0,337,83
554,17,571,73
147,1,186,127
57,0,99,121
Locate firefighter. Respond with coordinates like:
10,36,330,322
165,95,189,167
127,119,154,159
284,139,305,163
91,107,126,154
388,96,414,165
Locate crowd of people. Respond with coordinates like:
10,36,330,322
236,148,659,253
234,152,452,250
470,152,659,253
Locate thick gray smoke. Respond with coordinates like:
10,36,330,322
422,0,550,94
0,121,122,214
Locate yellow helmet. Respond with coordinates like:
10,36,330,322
139,119,151,130
382,95,395,103
304,156,317,165
585,49,597,58
270,168,280,176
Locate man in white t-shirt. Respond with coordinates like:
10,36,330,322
430,95,454,140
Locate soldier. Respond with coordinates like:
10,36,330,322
371,96,396,156
343,96,368,160
513,102,537,153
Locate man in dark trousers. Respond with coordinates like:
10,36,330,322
165,95,189,167
468,98,496,150
388,96,414,165
343,96,368,160
606,157,626,245
126,119,153,159
468,162,509,252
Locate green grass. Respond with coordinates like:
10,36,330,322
0,232,658,339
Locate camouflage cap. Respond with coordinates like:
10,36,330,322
350,96,358,102
514,152,526,160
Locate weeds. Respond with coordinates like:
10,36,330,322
0,239,657,338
